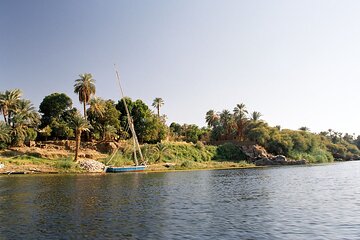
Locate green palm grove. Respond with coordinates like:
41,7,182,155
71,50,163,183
1,73,360,164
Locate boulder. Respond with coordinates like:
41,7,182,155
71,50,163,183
96,142,118,153
254,155,306,166
77,159,105,172
240,145,273,160
272,155,287,164
255,158,276,166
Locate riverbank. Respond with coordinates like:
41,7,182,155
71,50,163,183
0,155,255,174
0,141,257,174
0,140,339,175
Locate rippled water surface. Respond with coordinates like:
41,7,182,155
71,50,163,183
1,162,360,239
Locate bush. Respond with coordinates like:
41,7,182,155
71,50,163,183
289,148,333,163
163,142,216,162
213,143,247,161
180,160,193,168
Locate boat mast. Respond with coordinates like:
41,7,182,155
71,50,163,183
114,65,144,165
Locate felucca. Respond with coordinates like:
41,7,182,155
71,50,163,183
105,66,146,173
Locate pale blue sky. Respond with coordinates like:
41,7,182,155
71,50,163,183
1,0,360,134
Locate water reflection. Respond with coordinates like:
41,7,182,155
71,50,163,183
1,162,360,239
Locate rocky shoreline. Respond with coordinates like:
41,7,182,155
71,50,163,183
240,145,306,166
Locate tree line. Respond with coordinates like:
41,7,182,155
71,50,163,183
0,73,168,160
1,73,360,163
204,104,360,162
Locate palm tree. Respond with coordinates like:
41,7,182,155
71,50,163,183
103,125,118,141
8,99,40,146
14,99,40,127
151,143,172,162
0,89,22,125
88,97,106,118
205,110,219,128
220,110,234,138
0,121,10,143
152,97,164,117
69,112,91,162
10,123,28,146
74,73,96,119
233,103,248,141
250,111,262,122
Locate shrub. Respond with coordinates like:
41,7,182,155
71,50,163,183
213,143,247,161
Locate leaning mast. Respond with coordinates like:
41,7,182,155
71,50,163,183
114,65,144,165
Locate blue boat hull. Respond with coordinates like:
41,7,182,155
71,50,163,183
106,166,146,173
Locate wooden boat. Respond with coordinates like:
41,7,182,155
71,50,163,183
105,66,146,173
105,165,146,173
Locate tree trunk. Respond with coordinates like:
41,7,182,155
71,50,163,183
74,130,81,162
2,109,7,123
157,106,160,117
7,112,11,125
83,102,87,120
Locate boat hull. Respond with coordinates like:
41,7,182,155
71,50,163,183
106,166,146,173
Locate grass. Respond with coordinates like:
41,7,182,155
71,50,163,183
288,148,334,163
0,141,254,173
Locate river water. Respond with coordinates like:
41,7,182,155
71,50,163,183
1,162,360,239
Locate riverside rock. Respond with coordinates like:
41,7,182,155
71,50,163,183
240,144,273,159
96,142,118,153
78,159,105,172
240,144,306,166
254,155,306,166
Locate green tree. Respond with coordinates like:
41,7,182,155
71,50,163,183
205,110,219,128
88,99,121,140
69,111,91,162
14,99,40,126
266,129,294,155
246,124,270,145
151,143,172,162
103,125,118,141
220,110,234,139
88,97,106,118
117,98,157,143
39,93,72,127
0,89,22,125
152,97,164,117
169,122,182,139
250,111,262,122
182,124,202,143
141,114,168,143
9,99,39,146
0,121,10,144
74,73,96,119
233,103,248,141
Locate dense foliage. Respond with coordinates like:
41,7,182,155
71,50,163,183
1,80,360,165
116,97,168,143
205,103,360,163
0,89,39,147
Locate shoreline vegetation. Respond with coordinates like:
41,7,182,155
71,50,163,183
1,74,360,174
0,141,257,174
